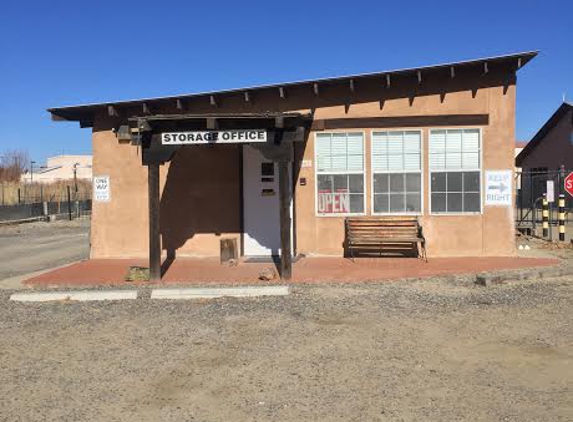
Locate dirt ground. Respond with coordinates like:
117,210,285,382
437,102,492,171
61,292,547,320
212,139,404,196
1,276,571,422
0,219,89,281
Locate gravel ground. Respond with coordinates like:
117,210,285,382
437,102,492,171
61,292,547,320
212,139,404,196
0,276,571,422
0,219,89,281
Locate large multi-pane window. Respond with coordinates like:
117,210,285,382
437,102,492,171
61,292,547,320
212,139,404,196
315,132,365,215
372,131,422,214
429,129,481,213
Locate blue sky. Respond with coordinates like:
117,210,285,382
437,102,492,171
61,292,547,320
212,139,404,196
0,0,571,164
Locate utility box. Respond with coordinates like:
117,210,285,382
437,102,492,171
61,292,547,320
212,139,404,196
220,238,238,265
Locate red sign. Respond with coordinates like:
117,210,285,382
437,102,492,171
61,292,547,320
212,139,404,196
565,172,573,197
318,190,349,214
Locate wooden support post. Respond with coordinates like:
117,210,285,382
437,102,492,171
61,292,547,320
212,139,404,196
148,163,161,281
278,161,292,280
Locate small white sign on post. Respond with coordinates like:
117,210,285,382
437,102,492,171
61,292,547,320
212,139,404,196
485,170,512,206
546,180,555,203
93,176,110,202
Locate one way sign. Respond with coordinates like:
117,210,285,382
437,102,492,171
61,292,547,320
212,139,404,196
485,170,512,206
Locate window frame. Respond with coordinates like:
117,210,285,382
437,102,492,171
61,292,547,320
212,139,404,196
314,131,367,217
428,127,483,216
370,129,424,216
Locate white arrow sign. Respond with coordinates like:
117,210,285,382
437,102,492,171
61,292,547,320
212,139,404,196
485,170,512,206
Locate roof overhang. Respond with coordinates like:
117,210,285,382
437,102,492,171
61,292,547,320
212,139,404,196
48,51,538,127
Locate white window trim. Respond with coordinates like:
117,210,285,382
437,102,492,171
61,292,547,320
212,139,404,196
370,129,424,216
428,127,483,216
314,130,367,217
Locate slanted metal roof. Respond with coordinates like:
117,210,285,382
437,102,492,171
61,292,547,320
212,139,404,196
48,51,538,124
516,102,573,166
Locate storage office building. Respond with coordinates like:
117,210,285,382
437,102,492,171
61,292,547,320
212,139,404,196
48,51,537,280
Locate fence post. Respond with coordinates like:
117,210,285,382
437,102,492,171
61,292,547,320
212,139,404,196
1,183,3,206
17,188,21,204
67,186,72,221
542,193,549,238
559,194,566,242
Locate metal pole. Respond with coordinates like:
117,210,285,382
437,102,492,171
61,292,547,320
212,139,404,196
67,185,72,221
529,172,534,224
542,194,549,238
73,163,78,197
559,194,566,241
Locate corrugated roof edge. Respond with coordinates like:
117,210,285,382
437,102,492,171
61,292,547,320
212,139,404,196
47,50,538,116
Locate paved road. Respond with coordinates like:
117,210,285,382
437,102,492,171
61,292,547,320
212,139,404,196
0,219,90,282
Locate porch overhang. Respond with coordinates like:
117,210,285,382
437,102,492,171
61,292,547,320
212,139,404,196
127,112,312,166
138,112,307,282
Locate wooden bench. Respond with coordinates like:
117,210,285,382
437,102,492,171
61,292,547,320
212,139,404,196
345,216,427,261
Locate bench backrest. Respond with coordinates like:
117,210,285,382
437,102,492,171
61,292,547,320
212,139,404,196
346,216,421,240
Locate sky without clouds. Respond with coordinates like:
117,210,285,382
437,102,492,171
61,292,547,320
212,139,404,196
0,0,571,163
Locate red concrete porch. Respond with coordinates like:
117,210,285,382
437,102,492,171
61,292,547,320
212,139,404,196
24,256,559,287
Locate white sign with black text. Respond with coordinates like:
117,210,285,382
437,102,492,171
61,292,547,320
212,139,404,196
162,130,267,145
546,180,555,203
93,176,110,203
485,170,512,206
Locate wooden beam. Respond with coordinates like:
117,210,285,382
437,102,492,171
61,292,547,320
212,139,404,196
275,116,284,128
210,95,218,107
386,74,391,88
279,87,286,99
517,57,522,69
51,113,67,122
107,105,118,117
142,103,151,114
450,66,455,78
176,99,183,110
278,161,292,280
148,163,161,282
244,91,250,102
313,83,319,96
483,62,489,74
116,125,131,141
349,79,355,94
206,117,217,130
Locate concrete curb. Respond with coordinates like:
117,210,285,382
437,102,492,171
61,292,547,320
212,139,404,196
150,285,290,299
10,290,137,302
475,265,573,286
9,285,291,302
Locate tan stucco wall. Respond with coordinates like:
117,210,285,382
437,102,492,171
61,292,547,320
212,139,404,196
90,71,516,259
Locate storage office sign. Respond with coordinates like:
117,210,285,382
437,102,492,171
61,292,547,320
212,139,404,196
93,176,110,202
485,170,512,206
162,130,267,145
